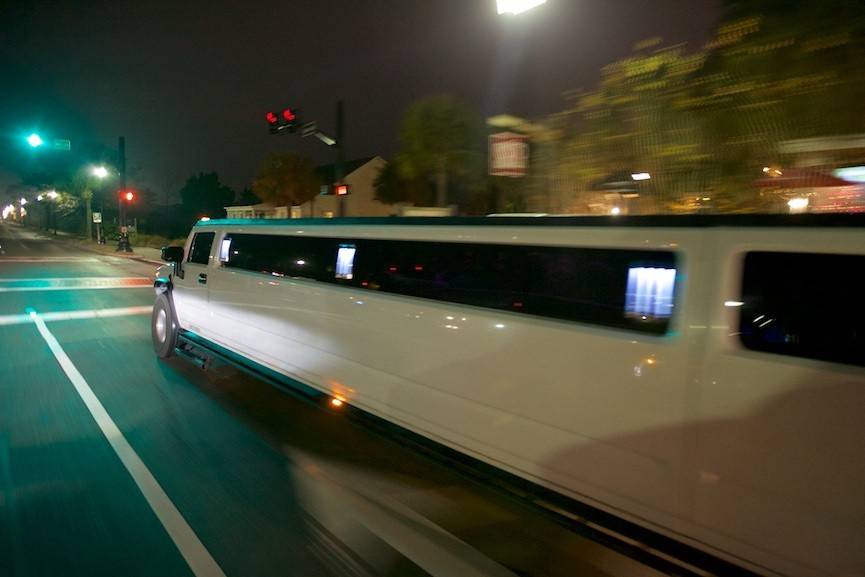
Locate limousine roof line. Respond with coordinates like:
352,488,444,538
195,213,865,228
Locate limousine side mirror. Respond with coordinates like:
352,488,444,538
161,246,185,264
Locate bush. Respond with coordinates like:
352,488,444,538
131,233,187,249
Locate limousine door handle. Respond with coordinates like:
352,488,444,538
198,273,208,285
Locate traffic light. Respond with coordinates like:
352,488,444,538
266,111,279,134
27,133,44,148
266,108,299,134
121,190,135,202
282,108,298,133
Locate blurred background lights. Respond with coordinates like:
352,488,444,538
788,197,809,213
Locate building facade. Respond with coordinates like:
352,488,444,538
225,157,393,219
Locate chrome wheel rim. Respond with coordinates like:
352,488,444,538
155,308,167,343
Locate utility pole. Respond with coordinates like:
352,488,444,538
336,100,346,217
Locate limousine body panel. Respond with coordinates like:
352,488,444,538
159,217,865,577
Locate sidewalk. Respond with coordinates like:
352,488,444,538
31,226,165,266
76,239,165,266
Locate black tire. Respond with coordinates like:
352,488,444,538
152,292,178,358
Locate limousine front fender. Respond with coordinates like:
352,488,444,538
154,263,174,294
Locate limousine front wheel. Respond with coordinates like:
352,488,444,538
152,293,178,358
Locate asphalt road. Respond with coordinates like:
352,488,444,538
0,222,661,577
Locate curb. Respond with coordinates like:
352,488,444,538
30,227,165,267
75,243,164,267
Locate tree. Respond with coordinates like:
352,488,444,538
396,96,484,207
373,161,431,206
556,1,865,213
237,187,260,205
66,172,94,239
251,153,319,207
178,172,235,219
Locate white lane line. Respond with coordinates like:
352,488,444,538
30,311,227,577
0,306,152,326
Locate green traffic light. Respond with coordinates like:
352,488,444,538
27,133,44,148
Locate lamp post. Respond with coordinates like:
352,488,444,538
90,165,110,243
91,165,109,179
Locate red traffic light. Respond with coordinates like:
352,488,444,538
266,111,279,125
334,184,350,196
282,108,297,122
121,190,135,202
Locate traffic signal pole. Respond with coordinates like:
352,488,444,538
116,136,133,252
266,101,348,217
336,100,346,218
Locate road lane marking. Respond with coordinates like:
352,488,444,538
0,306,152,326
29,310,227,577
0,277,151,292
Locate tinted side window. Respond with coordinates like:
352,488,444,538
224,234,331,279
188,232,215,265
740,252,865,367
356,240,676,334
222,233,677,334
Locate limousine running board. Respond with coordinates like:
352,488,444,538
175,340,212,370
174,329,762,577
176,331,327,406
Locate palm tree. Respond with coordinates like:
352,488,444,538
397,96,483,207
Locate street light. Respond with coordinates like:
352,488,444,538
497,0,547,15
91,165,109,179
26,133,44,148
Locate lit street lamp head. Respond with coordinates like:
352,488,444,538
497,0,547,15
91,165,109,179
27,133,44,148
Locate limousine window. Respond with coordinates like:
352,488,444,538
188,232,215,265
335,244,357,279
223,233,678,334
739,251,865,367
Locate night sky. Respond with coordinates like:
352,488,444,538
1,0,720,200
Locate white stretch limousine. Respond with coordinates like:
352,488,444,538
152,215,865,577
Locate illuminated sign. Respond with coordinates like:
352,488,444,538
489,132,529,177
